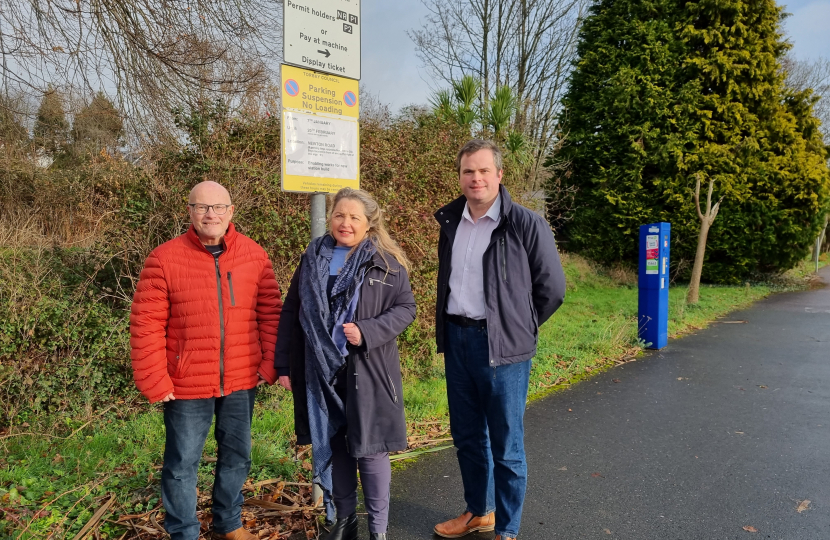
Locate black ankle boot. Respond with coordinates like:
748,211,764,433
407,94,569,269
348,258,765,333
369,533,387,540
327,512,358,540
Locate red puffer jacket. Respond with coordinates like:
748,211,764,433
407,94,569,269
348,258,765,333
130,223,282,403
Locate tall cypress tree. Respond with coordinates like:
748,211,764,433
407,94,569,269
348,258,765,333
556,0,829,282
71,92,124,153
71,92,124,156
33,87,68,156
555,0,700,261
681,0,829,278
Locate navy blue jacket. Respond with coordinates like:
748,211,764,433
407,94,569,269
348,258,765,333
275,246,416,457
435,185,566,365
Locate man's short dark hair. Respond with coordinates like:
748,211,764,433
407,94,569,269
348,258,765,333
456,139,503,174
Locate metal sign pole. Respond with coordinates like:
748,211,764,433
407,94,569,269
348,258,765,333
282,0,363,514
310,189,327,508
310,193,327,240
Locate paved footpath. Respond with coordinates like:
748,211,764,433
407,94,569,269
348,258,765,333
374,268,830,540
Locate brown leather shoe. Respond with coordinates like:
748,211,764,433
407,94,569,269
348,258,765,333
212,527,257,540
495,536,517,540
433,511,495,538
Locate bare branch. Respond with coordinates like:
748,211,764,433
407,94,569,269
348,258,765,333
705,173,714,215
0,0,282,135
410,0,587,170
694,174,704,221
782,54,830,143
710,196,724,223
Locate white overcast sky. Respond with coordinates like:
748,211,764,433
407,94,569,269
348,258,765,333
359,0,830,114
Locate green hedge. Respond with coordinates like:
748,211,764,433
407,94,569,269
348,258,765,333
0,106,480,426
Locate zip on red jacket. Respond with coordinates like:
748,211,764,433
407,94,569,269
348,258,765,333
130,223,282,403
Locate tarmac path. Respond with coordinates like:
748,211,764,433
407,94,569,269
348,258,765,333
376,268,830,539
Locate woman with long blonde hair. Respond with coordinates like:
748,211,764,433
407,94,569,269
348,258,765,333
274,188,416,540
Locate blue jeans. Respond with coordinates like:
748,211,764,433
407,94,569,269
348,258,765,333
444,321,531,539
161,388,257,540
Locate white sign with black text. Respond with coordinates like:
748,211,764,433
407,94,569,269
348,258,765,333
284,0,361,80
283,111,358,185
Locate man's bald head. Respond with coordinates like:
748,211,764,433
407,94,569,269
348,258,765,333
187,181,235,246
189,181,232,205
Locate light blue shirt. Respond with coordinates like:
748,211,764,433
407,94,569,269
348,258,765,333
329,246,351,276
446,194,502,320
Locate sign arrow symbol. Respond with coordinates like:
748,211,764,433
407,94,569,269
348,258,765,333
317,49,331,58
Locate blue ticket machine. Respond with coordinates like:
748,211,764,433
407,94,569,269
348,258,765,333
638,222,671,349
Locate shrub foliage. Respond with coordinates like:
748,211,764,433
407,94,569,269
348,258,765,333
0,103,472,426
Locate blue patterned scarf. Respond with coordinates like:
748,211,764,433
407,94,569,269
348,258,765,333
298,234,376,520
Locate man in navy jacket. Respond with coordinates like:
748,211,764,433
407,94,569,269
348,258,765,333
433,140,566,540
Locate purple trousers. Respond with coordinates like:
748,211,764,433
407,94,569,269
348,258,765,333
330,428,392,534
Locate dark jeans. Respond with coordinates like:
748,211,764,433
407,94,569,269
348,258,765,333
444,321,532,539
161,388,257,540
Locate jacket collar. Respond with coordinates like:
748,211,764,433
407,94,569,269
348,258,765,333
185,222,238,252
435,184,513,230
370,250,399,272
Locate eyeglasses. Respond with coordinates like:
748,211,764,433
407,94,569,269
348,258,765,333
189,203,231,215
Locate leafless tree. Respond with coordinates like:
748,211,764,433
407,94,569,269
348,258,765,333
782,55,830,262
687,174,724,305
0,0,282,135
409,0,587,183
782,55,830,143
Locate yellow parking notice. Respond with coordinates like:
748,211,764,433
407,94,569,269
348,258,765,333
281,64,360,193
281,64,358,119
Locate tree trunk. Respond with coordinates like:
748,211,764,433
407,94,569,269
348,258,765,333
812,214,828,269
481,0,491,113
687,174,723,305
687,219,711,305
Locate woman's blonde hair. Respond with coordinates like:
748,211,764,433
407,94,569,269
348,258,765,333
328,187,411,273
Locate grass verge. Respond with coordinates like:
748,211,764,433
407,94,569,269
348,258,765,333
1,253,819,539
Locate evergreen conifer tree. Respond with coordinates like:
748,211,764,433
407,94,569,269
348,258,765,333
33,87,68,156
71,92,124,156
556,0,829,282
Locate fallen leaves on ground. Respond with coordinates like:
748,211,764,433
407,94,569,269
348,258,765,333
116,480,323,539
390,422,455,462
537,372,567,389
404,423,450,451
612,379,621,383
797,499,811,513
742,525,759,533
591,472,603,478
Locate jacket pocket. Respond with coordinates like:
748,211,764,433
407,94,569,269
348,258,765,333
528,291,539,345
528,291,538,332
371,350,399,404
174,341,190,378
500,237,508,283
499,286,537,358
227,272,236,307
385,367,399,404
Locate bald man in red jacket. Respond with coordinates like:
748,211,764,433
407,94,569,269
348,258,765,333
130,181,281,540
